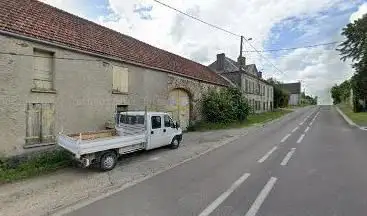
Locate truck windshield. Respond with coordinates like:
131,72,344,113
119,115,145,125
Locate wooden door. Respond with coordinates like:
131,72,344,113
168,89,190,130
25,103,55,146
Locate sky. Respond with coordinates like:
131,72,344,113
41,0,367,105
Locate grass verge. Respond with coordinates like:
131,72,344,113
338,104,367,126
0,149,71,184
187,109,293,132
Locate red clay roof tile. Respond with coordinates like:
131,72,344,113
0,0,229,86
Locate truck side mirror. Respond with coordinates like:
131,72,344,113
175,122,180,129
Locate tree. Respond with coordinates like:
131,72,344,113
267,78,290,108
337,14,367,111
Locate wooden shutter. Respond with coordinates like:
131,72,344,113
41,103,55,143
33,50,53,90
26,103,42,145
113,66,128,93
25,103,55,146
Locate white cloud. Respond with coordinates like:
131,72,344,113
41,0,361,105
350,2,367,22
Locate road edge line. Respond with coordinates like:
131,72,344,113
335,106,359,128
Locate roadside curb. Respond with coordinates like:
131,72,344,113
335,106,360,129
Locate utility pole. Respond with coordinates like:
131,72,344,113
239,36,244,70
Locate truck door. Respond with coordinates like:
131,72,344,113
149,115,165,149
163,114,175,145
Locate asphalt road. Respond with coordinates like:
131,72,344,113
66,106,367,216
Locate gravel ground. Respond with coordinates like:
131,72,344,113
0,127,252,216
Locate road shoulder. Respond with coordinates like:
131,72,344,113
335,106,366,130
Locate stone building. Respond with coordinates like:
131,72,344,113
280,82,301,105
0,0,229,156
208,54,274,113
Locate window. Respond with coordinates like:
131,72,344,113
33,49,54,90
120,115,145,125
116,105,128,113
151,116,161,129
164,115,173,127
257,83,260,95
245,79,249,92
112,66,128,93
26,103,55,146
263,86,265,96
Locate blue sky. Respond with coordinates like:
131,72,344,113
265,4,359,59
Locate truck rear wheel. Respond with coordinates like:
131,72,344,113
100,151,117,171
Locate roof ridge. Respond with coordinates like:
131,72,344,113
0,0,229,86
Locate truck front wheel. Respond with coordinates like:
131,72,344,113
100,151,117,171
169,137,180,149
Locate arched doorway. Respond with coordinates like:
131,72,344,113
168,89,190,130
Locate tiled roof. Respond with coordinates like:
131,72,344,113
280,83,301,94
208,56,271,85
0,0,229,86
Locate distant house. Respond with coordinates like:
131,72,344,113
0,0,230,156
208,53,274,113
280,82,301,105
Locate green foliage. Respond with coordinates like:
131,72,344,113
301,94,318,105
200,87,250,124
338,15,367,111
0,149,71,184
267,78,290,108
330,80,351,105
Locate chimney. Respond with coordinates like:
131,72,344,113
258,71,262,78
216,53,225,71
237,56,246,69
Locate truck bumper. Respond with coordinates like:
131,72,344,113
177,134,183,142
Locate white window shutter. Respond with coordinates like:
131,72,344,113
33,50,53,90
112,66,128,93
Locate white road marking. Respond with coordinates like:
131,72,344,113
309,121,314,126
149,156,161,161
198,173,251,216
280,134,291,143
297,134,306,143
245,177,278,216
257,146,277,163
280,148,296,166
304,126,310,133
291,126,299,133
299,121,305,126
303,117,308,122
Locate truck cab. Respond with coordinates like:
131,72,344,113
117,111,183,150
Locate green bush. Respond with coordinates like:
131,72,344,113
0,149,71,183
201,87,250,124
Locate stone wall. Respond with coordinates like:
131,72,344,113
0,34,168,156
167,75,222,122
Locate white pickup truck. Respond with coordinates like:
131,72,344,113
57,111,183,171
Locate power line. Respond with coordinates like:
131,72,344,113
152,0,240,37
243,41,340,53
242,38,285,74
153,0,286,74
